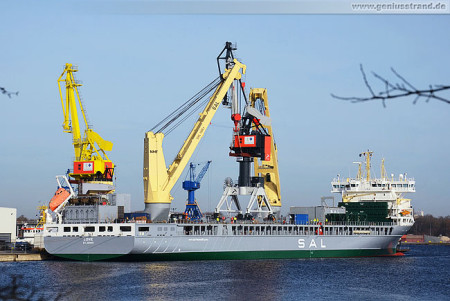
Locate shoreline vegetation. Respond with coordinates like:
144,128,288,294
408,215,449,237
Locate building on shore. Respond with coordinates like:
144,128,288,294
0,207,17,244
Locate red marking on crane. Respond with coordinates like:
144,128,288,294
264,136,271,161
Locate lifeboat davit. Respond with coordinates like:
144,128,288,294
49,188,70,211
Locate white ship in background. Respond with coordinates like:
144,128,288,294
331,150,415,227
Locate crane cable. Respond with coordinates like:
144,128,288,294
150,77,222,135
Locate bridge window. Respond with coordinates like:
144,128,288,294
120,226,132,232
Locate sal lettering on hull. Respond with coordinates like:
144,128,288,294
298,238,326,249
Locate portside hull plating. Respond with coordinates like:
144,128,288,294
44,226,408,262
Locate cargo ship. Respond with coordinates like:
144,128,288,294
42,43,414,261
43,150,415,261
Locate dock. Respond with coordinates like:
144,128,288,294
0,251,52,262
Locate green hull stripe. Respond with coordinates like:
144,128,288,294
55,248,398,262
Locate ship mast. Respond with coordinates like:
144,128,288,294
359,150,373,181
353,161,362,181
381,158,387,180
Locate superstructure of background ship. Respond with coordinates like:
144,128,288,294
42,43,415,261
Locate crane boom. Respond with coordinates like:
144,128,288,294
58,64,85,159
196,161,211,183
250,88,282,214
342,192,376,202
143,58,246,221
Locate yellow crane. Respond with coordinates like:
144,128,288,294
342,192,376,203
143,45,247,221
359,150,373,181
250,88,282,215
57,64,114,183
35,205,48,228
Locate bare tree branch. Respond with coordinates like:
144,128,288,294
331,66,450,106
1,86,19,98
360,64,376,97
0,274,68,300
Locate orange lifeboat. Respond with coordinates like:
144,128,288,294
49,188,70,211
400,210,411,216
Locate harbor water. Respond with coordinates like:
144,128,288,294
1,245,449,300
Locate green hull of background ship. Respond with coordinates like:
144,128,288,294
42,44,415,261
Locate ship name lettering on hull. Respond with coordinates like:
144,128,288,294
83,237,94,245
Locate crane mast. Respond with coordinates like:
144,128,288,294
250,88,282,215
213,46,282,220
59,63,85,159
143,50,246,221
182,161,212,220
359,150,373,182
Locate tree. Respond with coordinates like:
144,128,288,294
331,65,450,107
16,215,30,223
409,215,450,236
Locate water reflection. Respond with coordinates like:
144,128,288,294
1,246,448,301
137,260,284,300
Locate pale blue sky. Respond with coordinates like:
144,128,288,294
1,1,449,218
